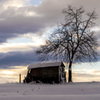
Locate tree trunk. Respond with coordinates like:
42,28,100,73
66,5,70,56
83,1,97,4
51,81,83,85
68,61,72,83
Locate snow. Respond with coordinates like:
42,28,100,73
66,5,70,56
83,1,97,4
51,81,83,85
28,62,64,69
0,82,100,100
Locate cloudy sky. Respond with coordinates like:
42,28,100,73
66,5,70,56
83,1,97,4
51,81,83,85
0,0,100,83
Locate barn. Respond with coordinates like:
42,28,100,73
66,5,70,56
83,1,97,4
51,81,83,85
23,62,66,83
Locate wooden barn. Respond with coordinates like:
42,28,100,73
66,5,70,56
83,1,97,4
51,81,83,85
23,62,66,83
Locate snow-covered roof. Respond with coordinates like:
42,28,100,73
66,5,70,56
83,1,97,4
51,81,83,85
28,62,64,69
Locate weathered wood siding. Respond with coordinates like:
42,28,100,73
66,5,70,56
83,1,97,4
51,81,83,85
30,67,59,83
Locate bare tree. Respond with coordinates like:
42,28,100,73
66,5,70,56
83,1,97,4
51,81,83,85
36,6,98,83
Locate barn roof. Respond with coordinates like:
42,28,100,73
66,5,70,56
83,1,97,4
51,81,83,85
28,62,65,69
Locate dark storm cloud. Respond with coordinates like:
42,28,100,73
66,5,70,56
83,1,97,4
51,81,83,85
0,49,100,69
0,0,100,43
0,34,17,43
0,0,68,43
0,51,38,69
0,16,43,34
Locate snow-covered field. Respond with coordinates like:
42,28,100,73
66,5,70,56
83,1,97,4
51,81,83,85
0,82,100,100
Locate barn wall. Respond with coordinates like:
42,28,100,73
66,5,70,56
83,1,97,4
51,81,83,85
30,67,59,83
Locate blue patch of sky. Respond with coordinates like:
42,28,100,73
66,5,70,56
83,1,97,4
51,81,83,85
7,37,33,43
73,61,100,71
28,0,42,5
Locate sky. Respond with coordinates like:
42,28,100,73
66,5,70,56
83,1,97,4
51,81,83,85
0,0,100,83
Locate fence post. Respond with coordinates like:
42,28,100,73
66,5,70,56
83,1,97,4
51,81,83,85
19,74,21,83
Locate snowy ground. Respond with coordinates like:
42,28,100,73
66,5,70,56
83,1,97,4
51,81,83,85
0,82,100,100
